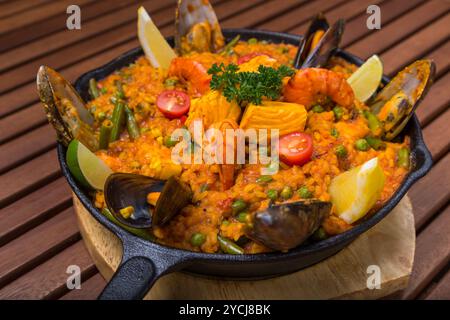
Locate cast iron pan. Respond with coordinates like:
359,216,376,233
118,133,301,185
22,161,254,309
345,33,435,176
57,29,433,299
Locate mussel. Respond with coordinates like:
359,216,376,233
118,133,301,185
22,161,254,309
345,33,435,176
294,14,344,69
175,0,225,54
245,200,331,251
104,173,193,229
37,66,98,151
367,59,436,140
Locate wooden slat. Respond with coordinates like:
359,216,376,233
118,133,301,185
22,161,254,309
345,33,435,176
343,0,426,47
401,204,450,299
347,0,450,60
423,269,450,300
0,208,79,288
0,0,167,73
381,13,450,75
427,40,450,78
0,150,60,208
0,125,55,174
409,153,450,230
0,0,93,36
0,0,50,19
0,0,131,54
0,241,96,299
422,108,450,161
0,177,71,246
256,0,349,32
60,273,106,300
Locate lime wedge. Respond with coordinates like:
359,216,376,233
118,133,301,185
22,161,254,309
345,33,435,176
329,157,385,224
137,6,176,69
66,139,112,190
347,55,383,102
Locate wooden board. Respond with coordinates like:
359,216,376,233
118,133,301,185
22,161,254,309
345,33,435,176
74,194,415,300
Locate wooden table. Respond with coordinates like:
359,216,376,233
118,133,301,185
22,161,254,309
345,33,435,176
0,0,448,300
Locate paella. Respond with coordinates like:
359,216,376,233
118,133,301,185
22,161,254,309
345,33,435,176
37,1,434,255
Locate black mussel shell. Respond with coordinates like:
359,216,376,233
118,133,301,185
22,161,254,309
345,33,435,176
104,173,193,229
367,59,436,141
245,200,331,251
299,19,345,69
294,13,329,68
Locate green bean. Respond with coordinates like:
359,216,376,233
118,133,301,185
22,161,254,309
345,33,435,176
109,101,126,142
217,235,244,254
355,139,370,151
297,186,312,199
280,186,293,200
397,147,410,169
266,189,278,201
312,105,324,113
102,208,155,241
190,232,206,247
365,136,386,150
164,135,179,147
231,199,247,214
199,183,209,193
115,80,125,99
88,78,100,99
99,120,113,150
221,35,240,55
256,175,273,184
124,105,140,140
363,110,383,136
335,145,347,158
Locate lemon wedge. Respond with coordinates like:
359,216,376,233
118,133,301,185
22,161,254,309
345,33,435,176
347,55,383,102
329,157,385,224
137,6,176,69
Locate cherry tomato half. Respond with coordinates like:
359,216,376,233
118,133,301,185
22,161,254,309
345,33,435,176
156,90,190,119
237,52,270,65
278,132,313,166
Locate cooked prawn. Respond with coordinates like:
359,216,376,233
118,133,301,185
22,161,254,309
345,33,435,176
167,57,211,95
283,68,354,109
217,119,238,191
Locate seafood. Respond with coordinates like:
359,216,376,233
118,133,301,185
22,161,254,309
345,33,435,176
175,0,225,54
245,200,332,251
283,68,355,109
216,119,239,191
167,57,211,95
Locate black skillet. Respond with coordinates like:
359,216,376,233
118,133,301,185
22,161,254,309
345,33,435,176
58,29,433,300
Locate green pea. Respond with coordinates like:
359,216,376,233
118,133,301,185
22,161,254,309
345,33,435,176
248,38,258,44
335,145,347,158
330,127,339,138
266,189,278,201
397,147,410,169
164,135,179,147
231,199,247,214
312,227,327,241
100,87,108,95
298,186,312,199
333,106,344,121
199,183,209,193
280,186,293,200
164,78,178,87
312,105,324,113
365,136,386,150
97,111,106,122
236,212,249,223
190,232,206,247
221,220,230,226
355,139,370,151
256,175,273,184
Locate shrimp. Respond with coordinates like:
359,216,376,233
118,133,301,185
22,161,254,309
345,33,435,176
167,57,211,95
216,119,238,191
283,68,354,109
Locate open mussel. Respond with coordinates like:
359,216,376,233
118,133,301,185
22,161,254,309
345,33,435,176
104,173,193,229
37,66,98,151
294,15,344,69
175,0,225,54
244,200,331,251
367,59,435,141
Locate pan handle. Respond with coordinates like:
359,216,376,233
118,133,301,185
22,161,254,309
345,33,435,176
98,256,159,300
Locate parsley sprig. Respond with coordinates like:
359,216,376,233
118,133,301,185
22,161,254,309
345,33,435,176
208,63,294,106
